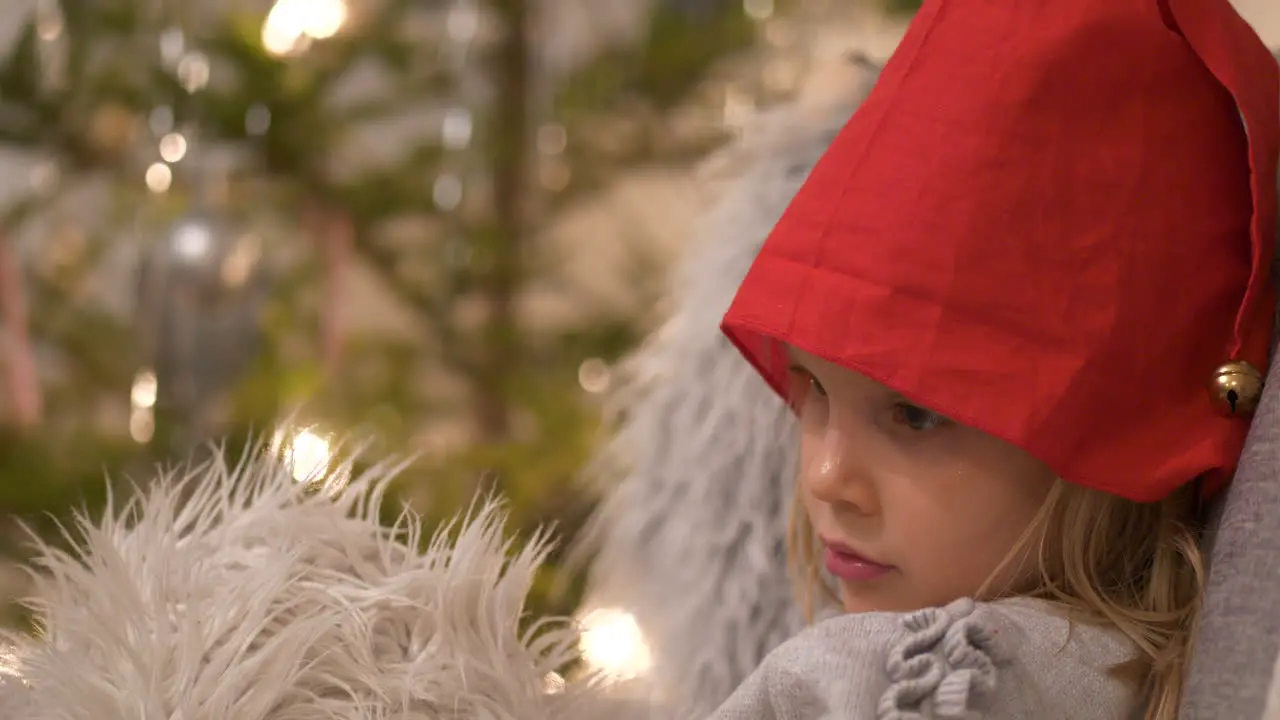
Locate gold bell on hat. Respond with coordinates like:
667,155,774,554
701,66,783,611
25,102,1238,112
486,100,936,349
1210,360,1264,416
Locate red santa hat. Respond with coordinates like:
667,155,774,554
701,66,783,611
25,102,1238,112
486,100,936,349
721,0,1279,502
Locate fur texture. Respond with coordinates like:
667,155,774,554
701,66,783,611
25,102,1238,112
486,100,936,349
574,58,881,718
0,449,610,720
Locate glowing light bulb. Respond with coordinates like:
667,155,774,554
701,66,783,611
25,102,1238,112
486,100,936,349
577,608,652,681
177,53,210,93
305,0,348,39
131,370,158,409
277,428,334,484
262,0,348,56
159,132,188,163
145,162,172,193
170,221,213,263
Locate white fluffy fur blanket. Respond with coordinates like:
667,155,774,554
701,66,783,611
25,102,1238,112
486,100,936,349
0,452,611,720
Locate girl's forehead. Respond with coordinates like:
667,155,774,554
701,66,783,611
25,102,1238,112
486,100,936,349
786,345,843,373
785,345,817,364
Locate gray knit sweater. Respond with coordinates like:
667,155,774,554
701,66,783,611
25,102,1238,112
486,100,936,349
707,597,1141,720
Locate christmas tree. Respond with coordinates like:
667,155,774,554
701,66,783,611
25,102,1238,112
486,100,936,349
0,0,839,625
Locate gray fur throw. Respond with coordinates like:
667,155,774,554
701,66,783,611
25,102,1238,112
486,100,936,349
573,58,881,718
0,452,612,720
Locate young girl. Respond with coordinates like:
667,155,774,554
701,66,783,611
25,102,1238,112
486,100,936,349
0,0,1276,718
708,0,1279,717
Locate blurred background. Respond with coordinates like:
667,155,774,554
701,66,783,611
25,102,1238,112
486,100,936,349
0,0,1275,685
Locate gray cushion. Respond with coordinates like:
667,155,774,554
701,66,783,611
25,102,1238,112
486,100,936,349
1181,50,1280,718
1182,362,1280,719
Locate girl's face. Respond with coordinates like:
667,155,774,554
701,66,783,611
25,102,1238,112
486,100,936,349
788,348,1057,614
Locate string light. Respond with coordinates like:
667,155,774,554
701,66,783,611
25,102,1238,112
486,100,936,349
262,0,349,56
743,0,775,21
577,608,652,681
145,162,173,193
177,52,210,93
284,429,332,483
305,0,349,39
130,370,158,409
271,427,347,489
169,220,214,263
130,369,158,443
159,132,188,163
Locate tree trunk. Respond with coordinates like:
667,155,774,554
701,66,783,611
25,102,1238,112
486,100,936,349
308,203,350,382
474,0,531,443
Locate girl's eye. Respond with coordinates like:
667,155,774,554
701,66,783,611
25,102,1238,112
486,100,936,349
787,366,827,398
892,402,949,431
807,374,828,398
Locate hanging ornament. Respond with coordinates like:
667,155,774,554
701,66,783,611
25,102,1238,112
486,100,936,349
139,210,269,455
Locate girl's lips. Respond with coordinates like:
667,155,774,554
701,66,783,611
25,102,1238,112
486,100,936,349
821,540,894,582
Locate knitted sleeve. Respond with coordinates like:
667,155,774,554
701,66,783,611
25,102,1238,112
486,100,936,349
705,597,1141,720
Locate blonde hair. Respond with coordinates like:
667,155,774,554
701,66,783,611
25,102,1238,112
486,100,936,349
788,477,1205,720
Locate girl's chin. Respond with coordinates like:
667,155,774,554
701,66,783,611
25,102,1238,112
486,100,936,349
838,581,935,615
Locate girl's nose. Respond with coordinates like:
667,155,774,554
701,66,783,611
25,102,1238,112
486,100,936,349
800,423,880,515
